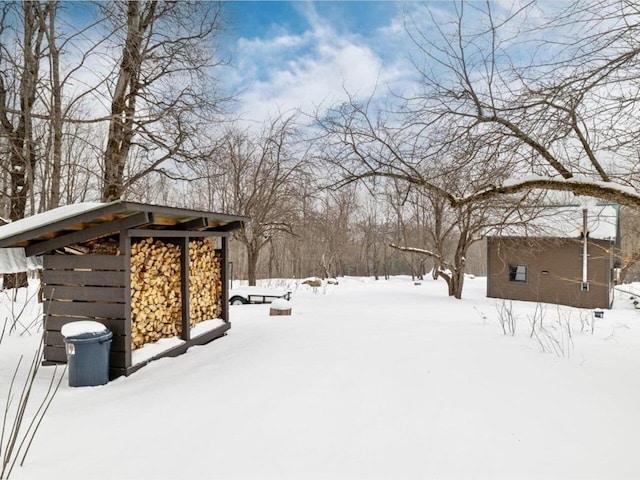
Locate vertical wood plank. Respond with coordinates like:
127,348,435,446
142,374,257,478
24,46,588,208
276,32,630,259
180,237,190,341
121,231,132,368
221,236,229,324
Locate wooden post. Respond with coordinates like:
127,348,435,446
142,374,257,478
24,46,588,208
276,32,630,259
121,230,132,369
180,236,190,341
221,235,229,324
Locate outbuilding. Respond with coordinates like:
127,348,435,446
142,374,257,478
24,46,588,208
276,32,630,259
486,203,619,309
0,201,248,378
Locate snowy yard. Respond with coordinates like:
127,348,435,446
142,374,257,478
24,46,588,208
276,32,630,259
2,276,640,479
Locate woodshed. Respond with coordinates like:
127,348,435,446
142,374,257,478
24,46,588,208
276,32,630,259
0,201,248,378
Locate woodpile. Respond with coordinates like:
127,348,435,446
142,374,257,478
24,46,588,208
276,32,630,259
86,238,119,255
57,237,120,255
130,237,222,350
130,238,182,349
188,239,222,326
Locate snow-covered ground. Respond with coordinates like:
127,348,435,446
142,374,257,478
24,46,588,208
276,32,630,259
2,276,640,479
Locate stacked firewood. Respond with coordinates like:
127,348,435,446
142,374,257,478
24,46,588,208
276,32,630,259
59,237,120,255
188,239,222,326
130,238,182,349
130,237,223,350
86,238,119,255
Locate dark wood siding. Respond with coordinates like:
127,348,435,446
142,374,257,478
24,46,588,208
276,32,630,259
40,230,233,378
42,254,128,372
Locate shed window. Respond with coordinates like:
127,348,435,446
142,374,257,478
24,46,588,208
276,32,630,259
509,264,527,283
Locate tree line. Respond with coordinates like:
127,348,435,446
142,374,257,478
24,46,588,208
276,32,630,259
2,1,640,297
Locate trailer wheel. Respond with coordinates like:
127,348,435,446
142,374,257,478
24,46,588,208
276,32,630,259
229,296,247,305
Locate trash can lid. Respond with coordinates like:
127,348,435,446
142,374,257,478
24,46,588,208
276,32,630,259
61,321,108,338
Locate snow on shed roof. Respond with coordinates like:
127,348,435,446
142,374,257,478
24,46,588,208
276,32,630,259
0,202,106,244
498,203,618,240
0,201,249,256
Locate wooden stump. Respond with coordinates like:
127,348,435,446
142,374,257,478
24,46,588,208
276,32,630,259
270,298,292,316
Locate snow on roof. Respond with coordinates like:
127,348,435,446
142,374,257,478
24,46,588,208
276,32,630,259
499,204,618,240
0,248,42,273
0,202,106,243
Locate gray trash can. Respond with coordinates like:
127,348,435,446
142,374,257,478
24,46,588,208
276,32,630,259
63,325,112,387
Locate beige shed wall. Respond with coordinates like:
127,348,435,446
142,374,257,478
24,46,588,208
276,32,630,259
486,237,614,309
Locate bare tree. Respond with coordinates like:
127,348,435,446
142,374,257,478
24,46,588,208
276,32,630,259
317,87,543,298
43,1,62,209
41,2,106,209
0,2,50,288
384,162,539,299
386,181,453,280
100,0,226,201
356,195,384,280
0,3,49,221
312,0,640,295
314,187,358,279
204,115,309,286
400,0,640,208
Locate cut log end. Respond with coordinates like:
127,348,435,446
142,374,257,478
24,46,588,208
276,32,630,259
130,238,222,350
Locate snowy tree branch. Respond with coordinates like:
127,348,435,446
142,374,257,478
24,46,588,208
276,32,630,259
451,177,640,209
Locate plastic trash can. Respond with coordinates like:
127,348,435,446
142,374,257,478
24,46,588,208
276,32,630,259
61,321,113,387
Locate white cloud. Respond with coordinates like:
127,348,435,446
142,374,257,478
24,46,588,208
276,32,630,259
240,42,385,121
237,33,306,55
230,6,416,124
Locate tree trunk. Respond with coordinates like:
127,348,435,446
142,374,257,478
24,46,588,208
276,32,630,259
434,268,464,299
452,269,465,300
247,246,259,286
434,269,453,296
320,254,331,279
267,240,274,279
47,2,62,209
3,272,28,291
102,0,151,202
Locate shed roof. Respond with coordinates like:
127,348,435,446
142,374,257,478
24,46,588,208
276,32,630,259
0,201,248,256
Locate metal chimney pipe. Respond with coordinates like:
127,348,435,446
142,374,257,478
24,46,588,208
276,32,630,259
582,207,588,285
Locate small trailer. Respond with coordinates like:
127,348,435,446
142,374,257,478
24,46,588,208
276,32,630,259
229,287,291,305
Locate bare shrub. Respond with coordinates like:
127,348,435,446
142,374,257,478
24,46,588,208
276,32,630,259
0,319,6,347
0,288,41,336
1,334,66,479
528,302,547,339
577,309,596,334
496,300,517,336
1,287,64,478
530,305,574,357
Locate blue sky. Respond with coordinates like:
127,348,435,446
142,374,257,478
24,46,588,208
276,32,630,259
225,2,401,41
53,1,551,124
46,1,416,123
219,1,575,123
221,1,419,122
